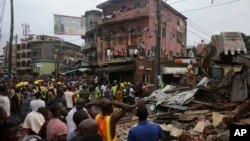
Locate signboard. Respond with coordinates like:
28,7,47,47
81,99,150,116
54,14,86,35
36,63,43,68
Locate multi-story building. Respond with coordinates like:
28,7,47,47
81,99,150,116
95,0,187,83
81,10,102,68
16,34,81,75
0,55,4,73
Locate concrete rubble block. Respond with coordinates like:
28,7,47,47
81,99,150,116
160,123,170,132
212,112,231,128
205,130,229,141
193,121,206,133
160,124,183,138
170,127,184,138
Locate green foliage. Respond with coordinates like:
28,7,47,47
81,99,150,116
241,33,250,51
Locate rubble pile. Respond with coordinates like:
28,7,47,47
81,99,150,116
116,68,249,141
145,69,250,141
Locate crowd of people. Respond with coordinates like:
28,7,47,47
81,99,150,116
0,75,165,141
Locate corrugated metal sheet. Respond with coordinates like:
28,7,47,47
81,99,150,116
231,68,248,102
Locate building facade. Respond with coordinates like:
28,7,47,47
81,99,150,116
95,0,187,84
16,34,81,75
81,10,102,68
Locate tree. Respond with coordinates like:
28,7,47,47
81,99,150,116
241,33,250,51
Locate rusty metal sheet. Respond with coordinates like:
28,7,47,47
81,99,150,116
231,69,248,102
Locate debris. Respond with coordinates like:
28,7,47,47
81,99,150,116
231,68,248,102
212,112,230,128
231,99,250,120
193,121,206,133
184,110,210,115
170,127,184,137
192,100,222,110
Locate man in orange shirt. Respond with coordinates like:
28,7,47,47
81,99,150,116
86,99,144,141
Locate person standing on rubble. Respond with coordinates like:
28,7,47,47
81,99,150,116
127,105,165,141
187,60,195,75
86,99,144,141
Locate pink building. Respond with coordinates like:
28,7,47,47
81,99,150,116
95,0,187,84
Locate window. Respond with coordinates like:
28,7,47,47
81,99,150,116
17,45,21,50
170,32,175,39
27,61,31,67
143,75,150,84
21,52,26,58
27,52,31,58
27,43,31,49
21,43,26,50
16,54,20,59
22,61,26,67
177,19,180,26
134,2,141,9
16,62,21,67
162,27,166,37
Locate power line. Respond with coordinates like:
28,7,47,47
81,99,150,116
188,22,212,36
187,19,214,34
187,29,210,42
181,0,241,13
188,24,211,38
167,0,187,5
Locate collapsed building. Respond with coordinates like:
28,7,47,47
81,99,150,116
116,32,250,141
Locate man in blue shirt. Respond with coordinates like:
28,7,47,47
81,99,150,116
128,105,165,141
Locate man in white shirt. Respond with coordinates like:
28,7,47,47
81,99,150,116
133,48,138,58
64,86,75,110
0,84,10,117
100,84,107,97
30,91,45,112
66,98,91,133
107,48,111,60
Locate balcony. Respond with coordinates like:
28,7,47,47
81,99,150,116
102,57,134,65
82,42,97,51
86,24,98,33
98,5,149,25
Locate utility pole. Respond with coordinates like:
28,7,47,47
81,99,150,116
155,0,161,89
8,0,14,94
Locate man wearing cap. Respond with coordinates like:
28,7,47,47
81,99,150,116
86,99,144,141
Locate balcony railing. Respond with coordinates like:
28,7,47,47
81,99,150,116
102,57,134,64
86,24,98,32
83,42,97,50
98,5,149,25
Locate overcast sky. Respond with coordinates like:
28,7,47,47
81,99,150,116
1,0,250,55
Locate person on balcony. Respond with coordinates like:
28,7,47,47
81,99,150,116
133,48,138,58
107,48,111,60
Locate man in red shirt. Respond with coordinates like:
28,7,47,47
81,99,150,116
46,102,68,141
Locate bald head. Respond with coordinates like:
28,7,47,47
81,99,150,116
78,119,98,136
76,98,86,111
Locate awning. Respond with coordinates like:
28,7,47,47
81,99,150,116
162,67,187,75
95,64,135,73
79,68,91,72
63,68,92,74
